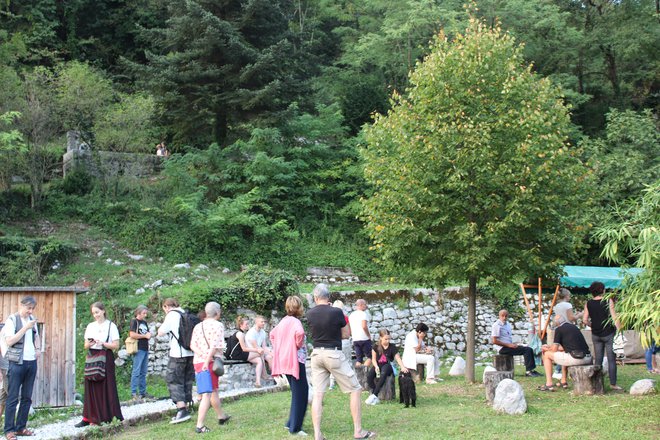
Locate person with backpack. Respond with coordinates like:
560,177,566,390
226,316,269,388
2,296,41,439
158,298,198,424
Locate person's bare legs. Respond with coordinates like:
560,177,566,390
312,390,324,440
542,351,554,387
248,353,264,386
209,390,228,419
561,365,568,384
196,393,211,429
350,389,364,438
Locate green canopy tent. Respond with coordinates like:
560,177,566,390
520,265,643,339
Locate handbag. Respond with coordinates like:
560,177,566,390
569,350,586,359
84,321,112,382
5,346,22,363
125,336,138,355
213,357,225,377
202,322,225,376
195,369,213,394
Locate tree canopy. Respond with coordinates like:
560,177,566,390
361,17,590,381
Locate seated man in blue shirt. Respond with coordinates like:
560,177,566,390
491,309,541,377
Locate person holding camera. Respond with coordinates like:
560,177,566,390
402,323,441,384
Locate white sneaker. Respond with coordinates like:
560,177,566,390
370,396,380,405
365,394,377,405
295,431,308,436
552,372,562,380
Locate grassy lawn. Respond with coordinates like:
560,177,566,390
109,364,659,440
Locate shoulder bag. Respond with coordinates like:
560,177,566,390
201,322,225,376
84,321,112,382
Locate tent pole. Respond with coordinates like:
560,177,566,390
521,284,534,324
541,285,560,340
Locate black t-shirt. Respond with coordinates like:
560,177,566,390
306,304,346,349
554,323,590,354
586,298,616,336
372,343,398,367
130,318,149,351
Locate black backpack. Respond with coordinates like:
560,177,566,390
225,332,243,360
172,310,201,351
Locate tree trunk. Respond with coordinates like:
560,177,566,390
484,370,514,403
568,365,605,395
465,275,477,383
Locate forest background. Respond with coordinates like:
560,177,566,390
0,0,658,292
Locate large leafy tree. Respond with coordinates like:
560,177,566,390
594,182,659,347
133,0,305,147
361,18,590,382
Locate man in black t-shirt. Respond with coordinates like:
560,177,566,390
539,315,592,390
306,284,376,440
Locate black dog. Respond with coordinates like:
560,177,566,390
398,371,416,408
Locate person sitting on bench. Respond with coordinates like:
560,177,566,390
491,309,541,377
538,315,592,391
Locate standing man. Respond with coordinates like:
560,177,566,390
348,299,372,367
491,309,541,377
539,315,592,391
307,284,376,440
402,323,441,384
158,298,194,424
245,315,274,381
3,296,40,439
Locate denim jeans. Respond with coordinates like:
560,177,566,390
131,350,149,395
645,343,659,371
592,332,617,385
4,360,37,434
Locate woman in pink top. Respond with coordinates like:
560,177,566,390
190,302,230,433
270,296,308,436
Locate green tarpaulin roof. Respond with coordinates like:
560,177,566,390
559,265,643,289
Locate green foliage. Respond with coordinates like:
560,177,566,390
93,93,158,153
177,265,299,316
362,17,590,287
0,236,78,284
60,167,94,196
594,182,660,346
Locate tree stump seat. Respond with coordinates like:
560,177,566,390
410,363,426,383
493,354,514,373
568,364,604,395
354,365,396,400
484,370,514,403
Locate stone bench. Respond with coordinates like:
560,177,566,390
217,359,259,392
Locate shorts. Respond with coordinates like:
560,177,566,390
353,340,373,362
553,352,592,366
194,362,220,391
311,348,361,394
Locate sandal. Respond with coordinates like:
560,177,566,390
16,429,35,436
354,431,377,439
218,415,231,425
555,382,569,389
195,426,211,434
6,432,17,440
537,385,555,392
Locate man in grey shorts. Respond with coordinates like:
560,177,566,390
306,284,376,440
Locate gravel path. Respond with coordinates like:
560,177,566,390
27,385,280,440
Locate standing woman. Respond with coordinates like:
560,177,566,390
270,296,308,436
365,329,408,405
75,302,123,427
129,305,152,400
583,281,622,391
189,302,230,434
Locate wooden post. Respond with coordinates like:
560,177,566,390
355,365,370,391
493,355,514,373
568,365,605,395
541,285,560,340
484,370,514,403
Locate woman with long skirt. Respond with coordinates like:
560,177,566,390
75,302,123,427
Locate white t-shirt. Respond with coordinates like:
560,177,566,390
4,314,38,361
160,308,194,358
245,327,267,348
348,309,370,342
402,330,424,369
554,302,573,322
84,320,120,350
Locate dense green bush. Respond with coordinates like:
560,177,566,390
0,236,78,284
178,265,299,316
60,167,94,196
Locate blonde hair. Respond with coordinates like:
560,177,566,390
285,296,304,317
